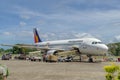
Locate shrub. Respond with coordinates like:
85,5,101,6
104,63,120,80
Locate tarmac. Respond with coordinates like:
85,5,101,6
0,60,118,80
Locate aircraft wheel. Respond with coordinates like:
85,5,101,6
88,57,93,62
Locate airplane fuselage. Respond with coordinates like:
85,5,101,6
35,38,108,56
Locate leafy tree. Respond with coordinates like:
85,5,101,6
12,45,38,54
12,46,20,54
0,48,4,53
107,42,120,56
4,48,13,53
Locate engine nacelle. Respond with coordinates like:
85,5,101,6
46,50,58,62
47,50,58,55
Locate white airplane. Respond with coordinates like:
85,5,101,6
33,28,108,62
1,28,108,62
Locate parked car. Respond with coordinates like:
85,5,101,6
14,54,27,60
2,53,12,60
30,56,41,61
58,56,73,62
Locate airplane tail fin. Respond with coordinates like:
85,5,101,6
33,28,42,43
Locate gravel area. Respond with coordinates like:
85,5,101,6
0,60,114,80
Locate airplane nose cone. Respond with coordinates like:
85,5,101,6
101,45,108,53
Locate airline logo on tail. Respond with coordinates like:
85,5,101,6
33,28,42,43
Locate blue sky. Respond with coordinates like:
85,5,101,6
1,0,120,48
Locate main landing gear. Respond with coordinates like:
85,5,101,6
87,55,93,62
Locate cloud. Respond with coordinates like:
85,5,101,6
10,4,120,31
3,32,12,36
20,15,30,20
115,35,120,41
74,33,95,38
1,0,120,44
8,8,120,44
38,31,96,41
10,6,45,20
19,22,27,27
37,20,45,25
16,31,32,37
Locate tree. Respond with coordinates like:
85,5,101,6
0,48,4,53
12,46,38,54
107,42,120,56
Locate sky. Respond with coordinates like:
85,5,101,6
1,0,120,48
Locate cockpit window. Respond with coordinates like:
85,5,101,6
92,42,102,44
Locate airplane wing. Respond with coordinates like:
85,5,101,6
0,44,65,51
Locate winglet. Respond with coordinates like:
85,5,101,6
33,28,42,43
